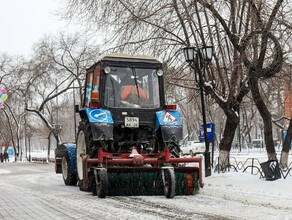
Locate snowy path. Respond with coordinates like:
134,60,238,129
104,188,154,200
0,162,291,219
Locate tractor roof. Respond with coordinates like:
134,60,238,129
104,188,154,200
100,53,158,61
87,53,162,71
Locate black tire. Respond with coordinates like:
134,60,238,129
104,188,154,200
78,175,94,192
62,157,77,185
55,144,67,173
88,172,95,194
55,160,62,173
92,176,97,196
94,169,108,198
163,168,176,198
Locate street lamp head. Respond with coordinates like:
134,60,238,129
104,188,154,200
183,46,196,62
201,46,213,62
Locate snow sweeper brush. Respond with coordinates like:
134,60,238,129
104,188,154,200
81,148,203,198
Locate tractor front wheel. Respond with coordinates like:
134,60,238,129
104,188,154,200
76,125,87,191
162,168,176,198
94,168,108,198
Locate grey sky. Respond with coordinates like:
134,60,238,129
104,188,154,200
0,0,77,57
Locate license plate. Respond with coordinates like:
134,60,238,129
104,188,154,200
125,117,139,128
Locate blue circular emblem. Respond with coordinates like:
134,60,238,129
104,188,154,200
89,109,107,122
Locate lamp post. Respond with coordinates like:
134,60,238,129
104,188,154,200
183,45,213,177
27,132,33,162
259,123,264,148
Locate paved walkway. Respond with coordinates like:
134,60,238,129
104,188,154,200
0,163,86,220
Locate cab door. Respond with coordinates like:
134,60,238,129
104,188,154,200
84,65,101,108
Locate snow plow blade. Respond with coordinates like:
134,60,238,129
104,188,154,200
81,148,203,198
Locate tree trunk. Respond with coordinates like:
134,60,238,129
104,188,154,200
46,129,61,163
280,118,292,168
47,133,51,163
218,113,239,170
249,75,277,160
280,151,289,169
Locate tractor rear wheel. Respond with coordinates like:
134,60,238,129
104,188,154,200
76,125,87,191
77,121,99,191
62,156,77,185
162,168,176,198
94,169,108,198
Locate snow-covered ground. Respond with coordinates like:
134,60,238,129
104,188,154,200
1,149,292,219
182,149,292,219
203,171,292,219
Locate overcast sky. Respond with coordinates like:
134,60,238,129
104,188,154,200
0,0,78,57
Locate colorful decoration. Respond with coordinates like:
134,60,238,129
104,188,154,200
0,87,8,108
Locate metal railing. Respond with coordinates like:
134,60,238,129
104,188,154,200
214,156,292,179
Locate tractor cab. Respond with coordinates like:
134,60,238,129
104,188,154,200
83,54,165,111
78,53,182,156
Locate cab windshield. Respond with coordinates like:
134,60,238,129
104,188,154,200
104,66,161,109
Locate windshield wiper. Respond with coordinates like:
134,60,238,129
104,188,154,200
131,67,140,98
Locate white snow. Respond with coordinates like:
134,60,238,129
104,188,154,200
1,150,292,219
202,171,292,219
198,150,292,219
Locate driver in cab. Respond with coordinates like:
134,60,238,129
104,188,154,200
121,84,148,105
117,70,149,108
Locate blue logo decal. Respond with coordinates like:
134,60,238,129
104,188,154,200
85,108,114,124
89,109,107,121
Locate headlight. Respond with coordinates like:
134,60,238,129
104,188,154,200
157,69,163,76
104,66,111,74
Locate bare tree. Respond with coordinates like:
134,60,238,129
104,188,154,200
0,54,27,161
24,33,98,161
63,0,289,168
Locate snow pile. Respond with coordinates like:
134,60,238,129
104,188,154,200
201,171,292,219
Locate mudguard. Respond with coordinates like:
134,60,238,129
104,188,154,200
85,108,114,141
155,110,183,142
